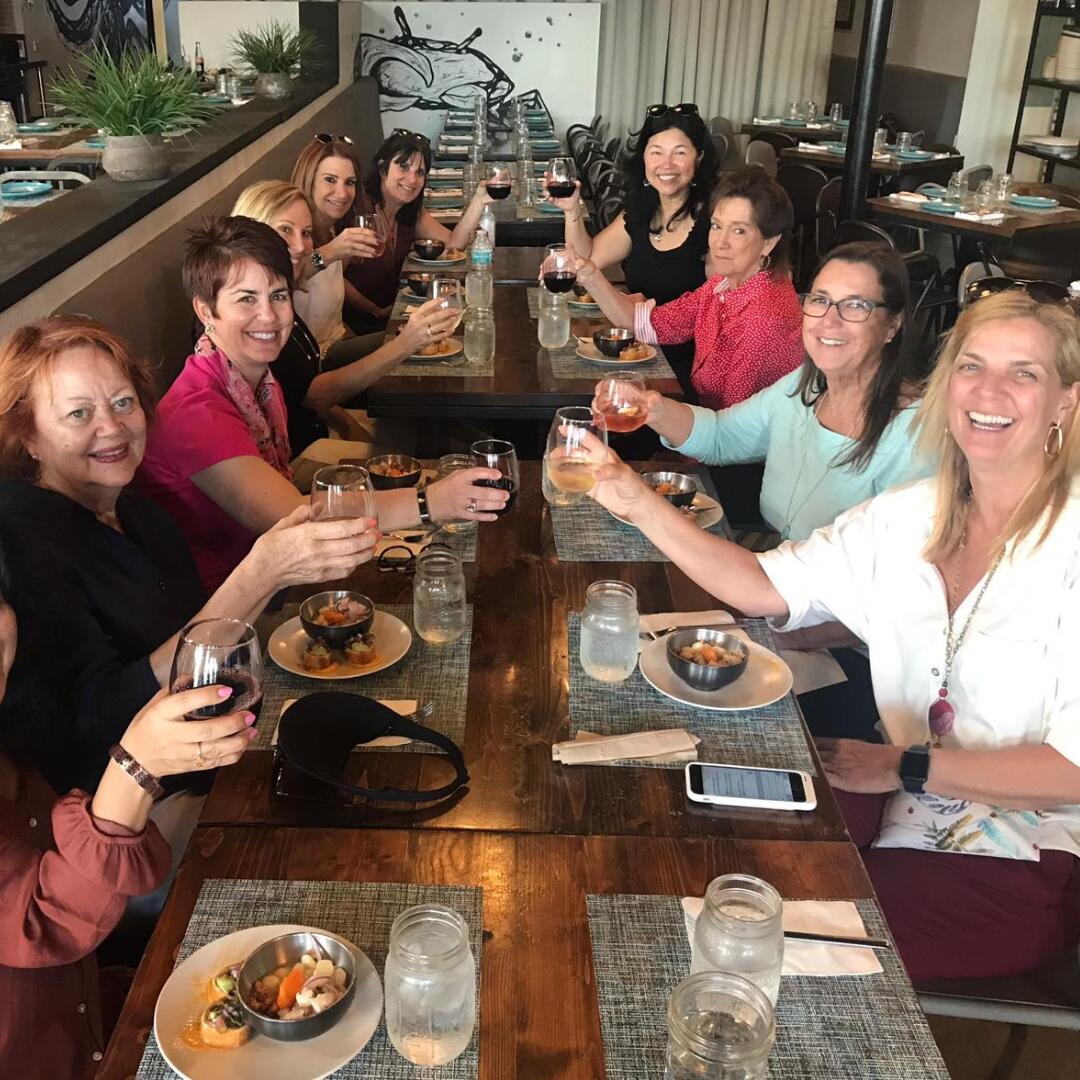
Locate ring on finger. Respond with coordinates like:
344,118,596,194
466,498,478,514
426,322,433,337
194,742,206,769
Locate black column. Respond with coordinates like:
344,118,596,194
840,0,894,221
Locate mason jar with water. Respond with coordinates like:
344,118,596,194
537,282,570,349
691,875,784,1006
436,455,478,534
413,545,467,645
384,904,476,1066
579,580,639,683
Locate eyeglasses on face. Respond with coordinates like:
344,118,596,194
313,133,354,145
964,276,1072,307
646,102,700,118
800,293,886,323
391,127,431,146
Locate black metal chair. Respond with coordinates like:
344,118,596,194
748,130,798,156
744,140,778,179
831,218,895,248
777,163,828,289
709,114,741,170
814,176,843,259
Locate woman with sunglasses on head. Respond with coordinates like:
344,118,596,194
575,167,803,410
138,216,508,594
344,129,494,334
586,290,1080,982
550,103,718,395
230,180,456,459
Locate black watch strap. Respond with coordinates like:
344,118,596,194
899,744,931,794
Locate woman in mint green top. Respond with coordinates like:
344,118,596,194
616,242,933,542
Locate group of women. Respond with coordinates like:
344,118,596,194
0,100,1078,1077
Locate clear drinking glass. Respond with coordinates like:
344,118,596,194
469,438,519,517
432,277,464,334
664,972,776,1080
945,170,966,204
169,618,263,726
594,375,648,433
994,172,1014,206
974,179,996,214
546,156,577,200
463,307,495,367
829,102,844,125
803,100,818,121
579,580,639,683
354,212,386,257
537,281,571,348
436,454,477,534
485,162,512,200
545,406,608,505
0,101,17,145
540,243,576,294
691,875,784,1005
895,131,913,154
413,545,467,644
873,127,888,153
311,464,378,522
784,101,799,121
385,904,476,1066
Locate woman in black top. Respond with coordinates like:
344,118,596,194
550,104,718,396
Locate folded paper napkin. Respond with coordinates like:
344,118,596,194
552,728,700,765
797,141,828,152
273,698,418,748
955,211,1005,224
682,897,883,976
638,609,735,650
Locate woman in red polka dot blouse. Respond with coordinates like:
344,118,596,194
574,169,804,409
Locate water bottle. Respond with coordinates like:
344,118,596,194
466,239,493,310
477,203,496,251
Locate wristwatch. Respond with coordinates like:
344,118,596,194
416,488,432,526
310,250,326,272
899,744,931,795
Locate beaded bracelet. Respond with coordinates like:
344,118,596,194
108,744,165,801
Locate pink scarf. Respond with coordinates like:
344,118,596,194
193,334,293,479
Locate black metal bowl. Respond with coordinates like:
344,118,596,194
666,628,749,692
366,453,422,490
593,327,636,357
237,931,356,1042
642,471,699,508
299,590,375,646
404,271,434,298
413,238,445,259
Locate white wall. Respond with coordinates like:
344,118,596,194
177,0,300,72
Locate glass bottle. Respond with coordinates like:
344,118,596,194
945,170,965,205
579,580,639,683
691,875,784,1006
537,283,570,349
412,545,467,645
665,972,775,1080
464,306,495,367
385,904,476,1066
435,455,477,534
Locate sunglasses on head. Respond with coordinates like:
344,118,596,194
391,128,431,146
313,133,354,145
646,102,700,118
964,276,1073,307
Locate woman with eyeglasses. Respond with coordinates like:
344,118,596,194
344,129,494,334
585,290,1080,982
138,216,508,594
575,167,803,410
550,103,718,395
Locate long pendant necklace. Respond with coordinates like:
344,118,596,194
927,530,1005,746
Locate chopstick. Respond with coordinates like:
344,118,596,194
784,931,892,950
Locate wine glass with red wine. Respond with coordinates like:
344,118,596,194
170,618,263,726
540,243,577,294
469,438,520,517
354,212,386,257
546,157,577,199
594,375,649,433
311,464,379,522
485,163,512,200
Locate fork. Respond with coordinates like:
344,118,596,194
405,701,435,723
639,620,755,641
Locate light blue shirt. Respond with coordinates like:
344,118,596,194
667,370,933,541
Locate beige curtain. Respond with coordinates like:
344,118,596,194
758,0,838,117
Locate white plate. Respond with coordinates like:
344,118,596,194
154,923,382,1080
639,630,793,711
269,610,413,679
567,298,602,312
409,254,468,266
406,336,463,362
575,341,657,365
608,491,724,531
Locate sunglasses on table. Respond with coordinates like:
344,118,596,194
646,102,700,118
799,293,888,323
964,276,1072,306
313,133,354,145
391,127,431,146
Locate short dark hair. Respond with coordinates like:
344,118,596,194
182,216,295,315
622,110,719,232
794,241,914,471
709,168,794,276
363,132,432,227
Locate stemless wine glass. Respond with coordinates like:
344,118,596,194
594,375,648,433
431,277,464,330
311,464,378,521
485,163,512,200
540,243,577,294
545,406,608,503
468,439,519,517
354,212,386,256
895,131,913,154
546,156,577,199
169,618,263,726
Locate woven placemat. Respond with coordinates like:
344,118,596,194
253,603,472,752
551,499,723,562
586,893,949,1080
135,879,482,1080
526,288,606,321
568,615,815,773
545,341,676,381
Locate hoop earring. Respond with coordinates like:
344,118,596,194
1045,421,1064,458
759,252,772,270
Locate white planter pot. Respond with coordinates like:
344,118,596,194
102,134,170,182
255,73,293,100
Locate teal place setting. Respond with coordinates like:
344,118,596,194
2,179,54,199
820,141,846,154
17,119,61,133
538,202,564,214
918,183,948,197
85,135,107,149
921,200,962,215
892,148,934,160
1010,194,1059,209
203,94,230,105
780,118,807,127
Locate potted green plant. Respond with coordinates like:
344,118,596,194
50,47,215,182
231,21,323,101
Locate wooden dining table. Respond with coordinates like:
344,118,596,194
778,144,964,182
867,193,1080,242
399,245,623,287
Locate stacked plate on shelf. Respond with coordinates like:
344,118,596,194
1023,134,1079,156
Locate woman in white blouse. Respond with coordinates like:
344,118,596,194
589,291,1080,980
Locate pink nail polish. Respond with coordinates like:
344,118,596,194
244,712,257,727
217,686,234,699
245,727,258,739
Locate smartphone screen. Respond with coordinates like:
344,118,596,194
692,764,804,802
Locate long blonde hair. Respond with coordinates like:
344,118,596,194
231,179,310,227
915,292,1080,562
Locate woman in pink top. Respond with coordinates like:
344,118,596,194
574,168,803,409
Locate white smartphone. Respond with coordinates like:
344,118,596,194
685,762,817,812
